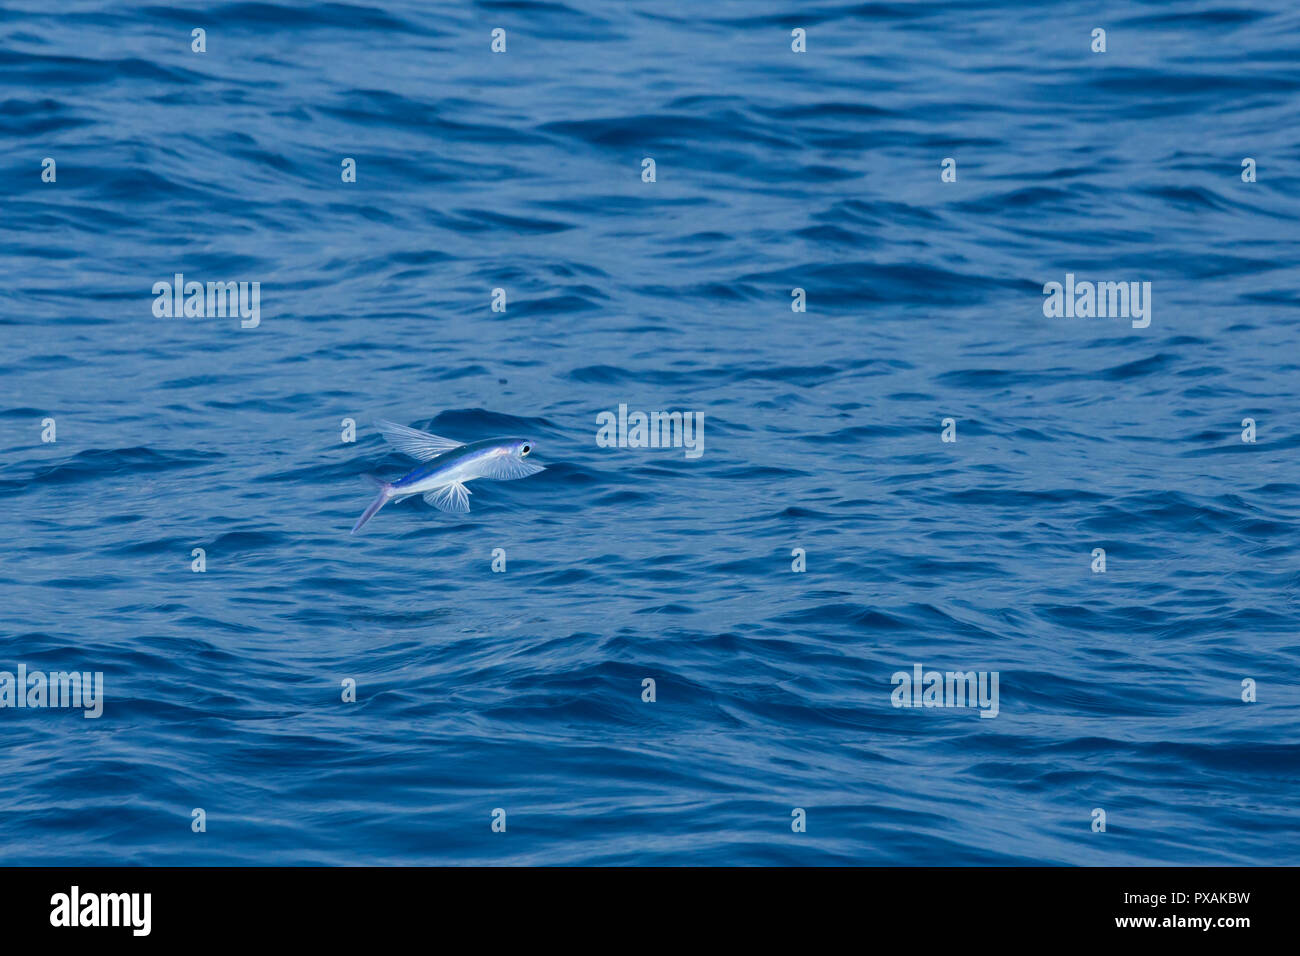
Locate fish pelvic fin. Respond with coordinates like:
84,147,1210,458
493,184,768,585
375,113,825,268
424,481,471,514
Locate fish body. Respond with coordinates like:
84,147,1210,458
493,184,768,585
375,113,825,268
390,438,532,496
351,422,543,534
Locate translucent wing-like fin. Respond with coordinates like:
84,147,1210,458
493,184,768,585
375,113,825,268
423,482,471,513
476,455,546,481
375,420,463,461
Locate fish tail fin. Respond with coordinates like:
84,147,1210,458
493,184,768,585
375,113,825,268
351,482,392,534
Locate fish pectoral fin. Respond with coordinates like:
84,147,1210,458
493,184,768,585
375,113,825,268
476,455,546,481
375,420,464,461
423,481,471,514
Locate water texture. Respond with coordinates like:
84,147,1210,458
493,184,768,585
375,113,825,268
1,0,1299,864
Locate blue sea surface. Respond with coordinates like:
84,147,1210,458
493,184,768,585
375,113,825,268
2,0,1299,865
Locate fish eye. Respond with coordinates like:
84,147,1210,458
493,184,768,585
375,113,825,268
521,444,531,456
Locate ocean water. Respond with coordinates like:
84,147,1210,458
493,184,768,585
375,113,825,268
2,0,1299,866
